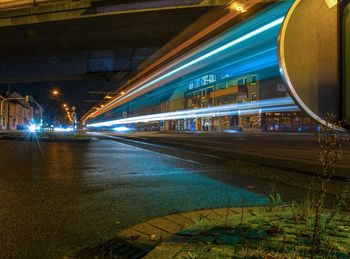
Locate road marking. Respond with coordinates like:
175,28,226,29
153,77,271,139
91,132,210,166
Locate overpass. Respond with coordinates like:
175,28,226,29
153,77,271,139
0,0,231,115
0,0,230,83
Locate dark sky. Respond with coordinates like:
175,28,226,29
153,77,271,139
0,80,117,120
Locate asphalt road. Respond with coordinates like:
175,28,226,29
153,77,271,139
99,131,350,183
1,132,347,258
0,138,276,259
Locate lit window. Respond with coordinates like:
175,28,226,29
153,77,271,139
251,75,257,85
238,78,247,86
251,93,257,101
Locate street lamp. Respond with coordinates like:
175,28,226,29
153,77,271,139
229,1,247,13
52,90,59,96
63,104,67,108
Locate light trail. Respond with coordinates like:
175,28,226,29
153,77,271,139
87,97,296,128
82,0,260,121
89,16,285,119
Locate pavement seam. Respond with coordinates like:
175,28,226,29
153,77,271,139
209,208,221,216
129,227,154,237
146,222,177,235
157,217,185,228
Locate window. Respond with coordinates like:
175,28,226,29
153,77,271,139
237,77,247,86
251,93,257,101
201,74,217,86
251,75,257,85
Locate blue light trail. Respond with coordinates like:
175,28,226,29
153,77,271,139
87,97,296,128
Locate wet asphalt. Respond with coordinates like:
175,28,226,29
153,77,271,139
0,138,272,258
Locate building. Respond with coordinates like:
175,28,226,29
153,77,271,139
0,92,42,130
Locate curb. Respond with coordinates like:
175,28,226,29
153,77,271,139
115,207,249,257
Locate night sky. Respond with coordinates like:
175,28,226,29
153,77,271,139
0,80,117,121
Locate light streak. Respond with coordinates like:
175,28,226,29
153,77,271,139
87,97,297,128
54,127,73,132
91,17,285,117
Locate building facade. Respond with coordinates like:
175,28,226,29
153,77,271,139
0,92,42,130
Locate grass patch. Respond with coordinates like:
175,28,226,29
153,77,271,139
171,207,350,258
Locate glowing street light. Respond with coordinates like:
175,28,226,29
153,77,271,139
325,0,337,8
63,104,67,108
52,90,59,96
229,1,247,13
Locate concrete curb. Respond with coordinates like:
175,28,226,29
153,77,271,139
115,206,251,257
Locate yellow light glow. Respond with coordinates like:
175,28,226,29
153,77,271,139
105,95,112,99
120,91,125,95
52,90,59,95
101,104,104,108
63,104,67,108
325,0,337,8
229,1,247,13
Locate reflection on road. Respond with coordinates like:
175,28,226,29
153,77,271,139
0,139,267,258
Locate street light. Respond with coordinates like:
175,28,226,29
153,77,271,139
52,90,59,96
229,1,247,13
325,0,337,8
63,104,67,108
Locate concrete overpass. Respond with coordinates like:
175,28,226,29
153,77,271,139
0,0,230,115
0,0,230,83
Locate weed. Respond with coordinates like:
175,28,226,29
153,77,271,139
311,114,345,257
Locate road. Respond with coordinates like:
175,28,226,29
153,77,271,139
95,131,350,193
0,137,277,259
0,132,347,258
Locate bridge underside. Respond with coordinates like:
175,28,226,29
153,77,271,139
0,1,225,114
